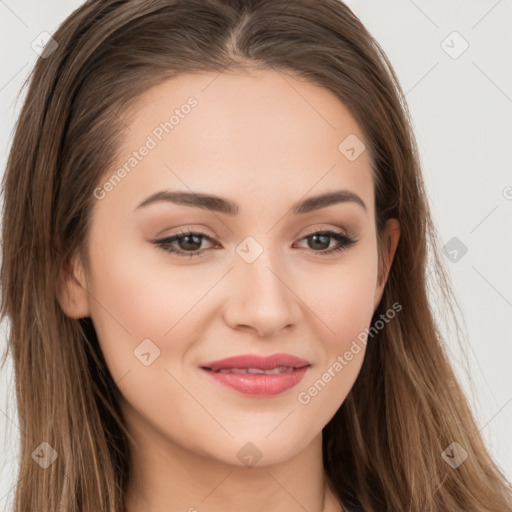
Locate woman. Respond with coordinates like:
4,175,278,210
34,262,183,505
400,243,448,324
1,0,511,510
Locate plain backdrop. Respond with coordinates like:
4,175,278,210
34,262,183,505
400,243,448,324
1,0,511,509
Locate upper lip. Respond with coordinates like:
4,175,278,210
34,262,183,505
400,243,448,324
200,353,311,371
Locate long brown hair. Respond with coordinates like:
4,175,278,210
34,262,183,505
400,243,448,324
1,0,511,510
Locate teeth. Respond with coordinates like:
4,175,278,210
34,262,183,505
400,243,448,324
214,366,294,375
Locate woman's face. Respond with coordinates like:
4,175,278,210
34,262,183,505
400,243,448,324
60,69,399,467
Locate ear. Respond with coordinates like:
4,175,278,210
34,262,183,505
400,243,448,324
373,218,400,310
56,251,91,319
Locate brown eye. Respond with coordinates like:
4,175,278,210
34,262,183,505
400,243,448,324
296,230,356,254
154,231,215,258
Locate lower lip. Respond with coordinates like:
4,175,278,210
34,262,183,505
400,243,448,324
200,366,310,396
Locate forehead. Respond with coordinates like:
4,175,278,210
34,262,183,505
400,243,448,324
101,69,375,219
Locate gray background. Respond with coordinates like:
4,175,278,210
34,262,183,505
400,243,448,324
1,0,511,508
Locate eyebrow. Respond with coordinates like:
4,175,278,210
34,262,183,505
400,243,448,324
134,189,367,215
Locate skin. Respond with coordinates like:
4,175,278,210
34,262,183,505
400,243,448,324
58,69,400,512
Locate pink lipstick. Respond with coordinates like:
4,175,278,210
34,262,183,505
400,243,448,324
199,353,311,397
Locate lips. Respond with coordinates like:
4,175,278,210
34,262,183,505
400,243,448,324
199,353,311,396
200,353,311,372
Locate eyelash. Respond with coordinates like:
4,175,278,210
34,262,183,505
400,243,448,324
153,229,357,259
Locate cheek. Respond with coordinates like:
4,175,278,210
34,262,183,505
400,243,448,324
300,252,379,348
326,269,377,344
293,260,377,426
84,236,225,384
87,238,210,333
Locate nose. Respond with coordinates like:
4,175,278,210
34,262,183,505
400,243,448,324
223,243,302,337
